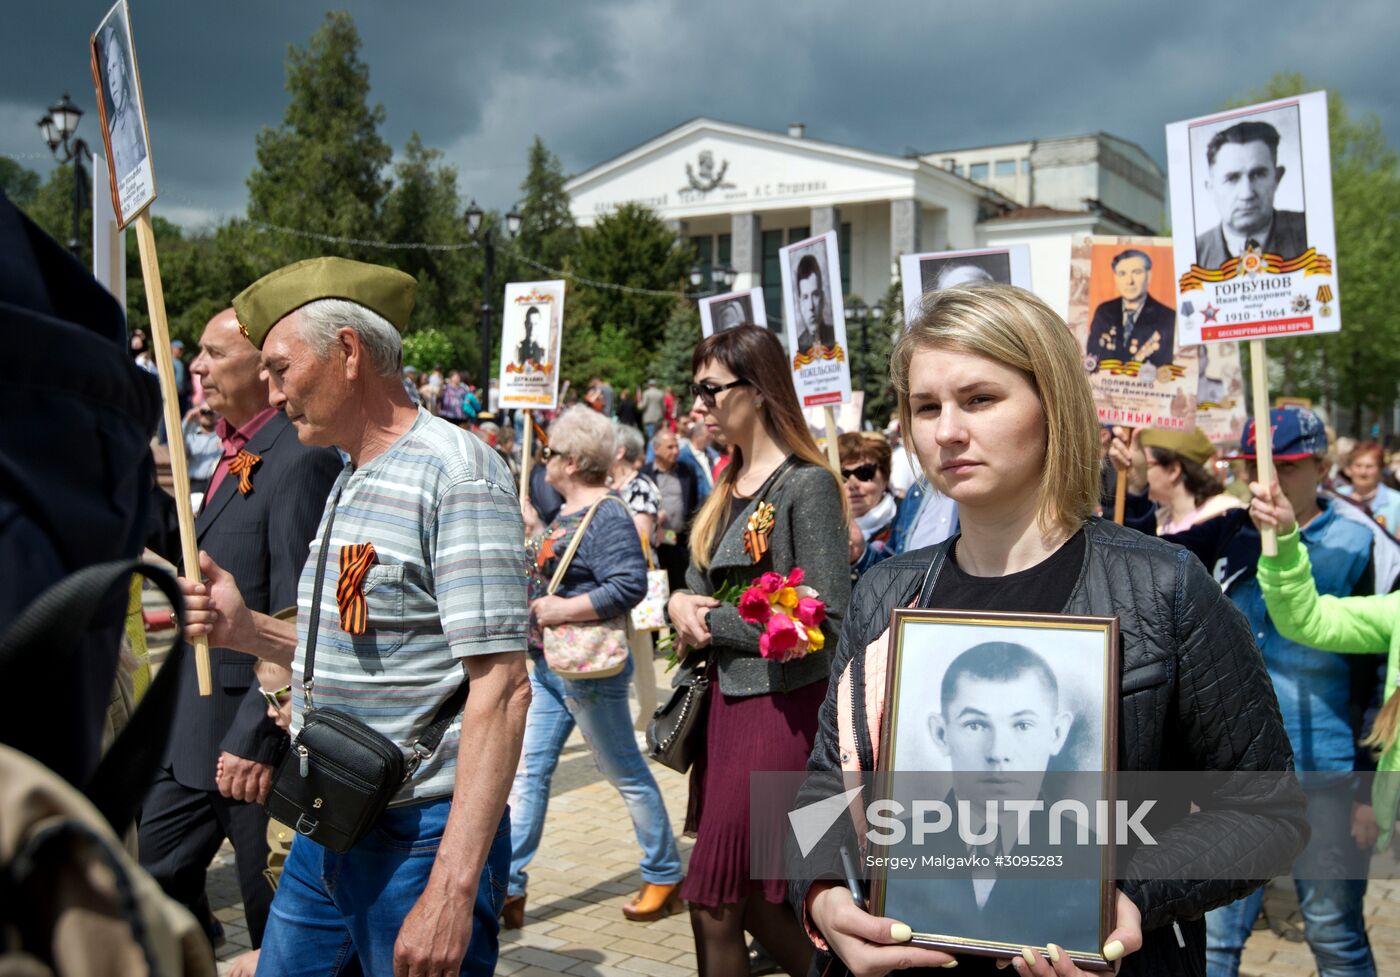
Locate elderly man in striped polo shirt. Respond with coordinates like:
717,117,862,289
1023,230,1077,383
179,257,531,977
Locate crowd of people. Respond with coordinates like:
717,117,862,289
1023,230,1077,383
70,257,1400,977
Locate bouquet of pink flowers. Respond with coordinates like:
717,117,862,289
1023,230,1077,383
736,568,827,663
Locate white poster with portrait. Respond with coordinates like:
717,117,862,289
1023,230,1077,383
699,287,769,339
1167,91,1340,345
90,0,155,228
899,246,1032,323
498,280,565,410
779,230,850,408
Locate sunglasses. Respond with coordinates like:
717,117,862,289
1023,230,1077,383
841,464,880,482
689,378,750,408
260,684,291,710
541,446,568,462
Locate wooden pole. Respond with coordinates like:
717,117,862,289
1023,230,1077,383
823,406,841,471
134,211,211,695
1249,339,1277,557
1112,426,1134,525
518,409,533,504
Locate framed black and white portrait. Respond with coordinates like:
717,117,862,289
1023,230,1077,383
899,247,1032,324
699,287,768,339
871,609,1120,971
90,0,155,227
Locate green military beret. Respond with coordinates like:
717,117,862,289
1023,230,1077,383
233,256,417,349
1138,427,1216,466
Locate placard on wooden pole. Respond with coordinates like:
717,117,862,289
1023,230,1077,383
135,213,212,694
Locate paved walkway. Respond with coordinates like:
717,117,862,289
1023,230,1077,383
202,655,1400,976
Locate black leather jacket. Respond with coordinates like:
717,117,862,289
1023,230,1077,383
792,518,1308,977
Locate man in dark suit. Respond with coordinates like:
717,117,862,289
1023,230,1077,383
642,428,698,592
140,307,341,951
1086,249,1177,368
1195,120,1308,269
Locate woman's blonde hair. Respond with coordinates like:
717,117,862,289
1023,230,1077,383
547,406,615,485
890,283,1100,535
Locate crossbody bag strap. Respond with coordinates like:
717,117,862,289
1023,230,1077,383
301,484,344,707
545,495,611,595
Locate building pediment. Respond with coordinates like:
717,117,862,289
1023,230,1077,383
567,118,970,223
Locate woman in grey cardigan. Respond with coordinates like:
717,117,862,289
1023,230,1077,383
667,326,851,976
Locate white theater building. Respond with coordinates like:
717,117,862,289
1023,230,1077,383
565,118,1165,321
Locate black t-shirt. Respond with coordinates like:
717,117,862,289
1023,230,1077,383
927,528,1086,613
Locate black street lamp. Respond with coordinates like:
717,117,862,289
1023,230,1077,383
465,199,522,389
37,92,93,257
689,262,737,295
844,298,885,426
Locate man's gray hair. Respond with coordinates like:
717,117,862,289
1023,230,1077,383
615,424,646,464
296,298,403,379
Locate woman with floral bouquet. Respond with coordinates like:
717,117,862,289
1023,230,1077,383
666,325,851,976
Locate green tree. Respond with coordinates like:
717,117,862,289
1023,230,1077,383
568,202,692,356
514,137,577,273
564,320,651,391
1,157,40,207
649,301,702,394
246,11,391,264
23,163,92,267
381,133,479,373
402,328,457,373
1226,74,1400,434
848,281,902,431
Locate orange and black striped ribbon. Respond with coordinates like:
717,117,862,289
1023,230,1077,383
337,542,378,635
743,528,770,563
227,449,261,495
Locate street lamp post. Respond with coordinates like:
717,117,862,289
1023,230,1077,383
689,262,737,296
37,92,93,258
465,199,522,391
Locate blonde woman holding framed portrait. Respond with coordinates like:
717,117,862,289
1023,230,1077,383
792,284,1308,977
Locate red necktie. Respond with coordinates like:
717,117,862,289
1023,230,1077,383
337,542,378,635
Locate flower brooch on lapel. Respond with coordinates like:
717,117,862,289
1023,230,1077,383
743,500,776,563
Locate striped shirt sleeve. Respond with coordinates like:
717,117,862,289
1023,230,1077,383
433,475,530,658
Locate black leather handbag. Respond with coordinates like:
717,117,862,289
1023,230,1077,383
645,653,709,773
264,490,466,853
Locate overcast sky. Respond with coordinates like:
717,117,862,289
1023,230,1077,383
5,1,1395,229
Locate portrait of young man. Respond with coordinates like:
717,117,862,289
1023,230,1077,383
880,641,1104,956
793,251,837,354
1194,119,1307,268
515,305,546,366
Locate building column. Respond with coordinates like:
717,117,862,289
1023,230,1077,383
890,200,921,271
665,219,689,239
810,206,839,238
731,212,761,291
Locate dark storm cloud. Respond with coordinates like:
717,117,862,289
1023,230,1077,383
4,0,1394,228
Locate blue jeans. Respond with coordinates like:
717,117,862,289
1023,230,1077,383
508,652,682,897
1206,779,1374,977
256,799,510,977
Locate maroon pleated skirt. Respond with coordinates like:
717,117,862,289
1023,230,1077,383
680,667,828,908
